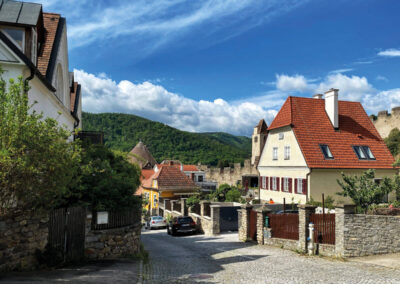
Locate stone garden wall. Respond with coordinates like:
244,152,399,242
0,211,48,271
341,213,400,257
85,217,141,259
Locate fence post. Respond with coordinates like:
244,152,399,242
210,205,221,235
255,206,271,245
238,204,253,242
200,201,210,217
335,204,355,257
298,204,316,252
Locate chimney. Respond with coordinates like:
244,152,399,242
324,88,339,129
313,94,323,99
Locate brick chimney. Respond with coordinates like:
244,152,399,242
324,88,339,129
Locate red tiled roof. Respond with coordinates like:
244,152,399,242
183,165,199,171
37,13,60,77
269,96,395,169
143,165,197,190
141,169,155,181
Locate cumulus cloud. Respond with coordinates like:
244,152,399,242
75,69,275,136
378,48,400,57
362,89,400,113
316,73,375,101
276,74,312,92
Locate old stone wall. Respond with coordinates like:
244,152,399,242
199,159,258,187
371,107,400,138
264,237,299,251
342,214,400,257
85,221,141,259
0,211,49,271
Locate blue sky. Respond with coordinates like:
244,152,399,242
38,0,400,136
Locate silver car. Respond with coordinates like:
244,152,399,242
146,216,167,229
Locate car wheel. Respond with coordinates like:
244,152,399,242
167,227,171,235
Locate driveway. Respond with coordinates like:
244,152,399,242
1,229,400,283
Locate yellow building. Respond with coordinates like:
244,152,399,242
256,89,397,204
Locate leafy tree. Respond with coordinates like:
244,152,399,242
307,196,335,210
186,195,201,209
384,128,400,157
0,73,81,212
225,188,242,202
209,184,243,202
337,169,394,213
65,144,141,211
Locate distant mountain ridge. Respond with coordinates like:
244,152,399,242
82,112,251,166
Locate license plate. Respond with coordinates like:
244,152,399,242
182,224,189,227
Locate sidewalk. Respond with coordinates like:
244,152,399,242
349,253,400,269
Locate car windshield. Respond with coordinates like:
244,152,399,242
178,217,193,223
152,216,163,220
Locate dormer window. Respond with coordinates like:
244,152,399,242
353,146,375,160
1,27,24,50
320,144,333,159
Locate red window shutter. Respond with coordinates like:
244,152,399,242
277,177,280,191
302,178,307,195
289,178,293,193
270,177,272,190
266,176,269,190
259,176,262,189
281,177,284,191
295,178,298,194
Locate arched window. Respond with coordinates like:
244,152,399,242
55,64,64,103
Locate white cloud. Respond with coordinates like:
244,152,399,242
376,75,388,82
316,73,375,101
31,0,309,55
75,69,275,136
275,74,312,92
378,48,400,57
362,89,400,113
329,68,353,74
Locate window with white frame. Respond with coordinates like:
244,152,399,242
279,133,284,140
273,147,278,160
283,177,289,192
272,177,277,190
262,176,266,189
296,178,303,194
153,194,157,207
144,192,150,200
31,28,37,66
284,146,290,160
1,27,25,50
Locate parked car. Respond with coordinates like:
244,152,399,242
145,216,167,229
167,216,197,236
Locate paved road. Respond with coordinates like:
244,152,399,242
140,230,400,283
2,229,400,283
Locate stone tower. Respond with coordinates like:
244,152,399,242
251,119,268,167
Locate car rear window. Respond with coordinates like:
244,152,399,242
152,216,163,220
178,217,193,223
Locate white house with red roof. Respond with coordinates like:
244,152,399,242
0,1,81,136
257,89,397,204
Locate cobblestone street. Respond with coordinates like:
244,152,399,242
2,229,400,283
140,230,400,283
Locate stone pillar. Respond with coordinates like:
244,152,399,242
200,201,210,217
210,205,221,235
335,204,356,257
256,206,271,245
238,204,253,242
181,198,187,216
298,204,316,252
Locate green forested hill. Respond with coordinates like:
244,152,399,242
82,112,251,166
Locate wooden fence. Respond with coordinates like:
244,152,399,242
310,213,335,245
269,213,299,240
191,203,201,215
165,200,171,211
92,208,140,230
174,201,181,213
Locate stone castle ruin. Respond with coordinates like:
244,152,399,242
371,106,400,138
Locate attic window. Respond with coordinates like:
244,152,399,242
279,133,284,140
353,146,375,160
1,27,24,50
320,144,333,159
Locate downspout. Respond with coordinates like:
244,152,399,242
305,168,312,203
25,67,35,84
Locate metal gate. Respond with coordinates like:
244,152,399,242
48,207,86,262
219,206,240,232
249,210,258,241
